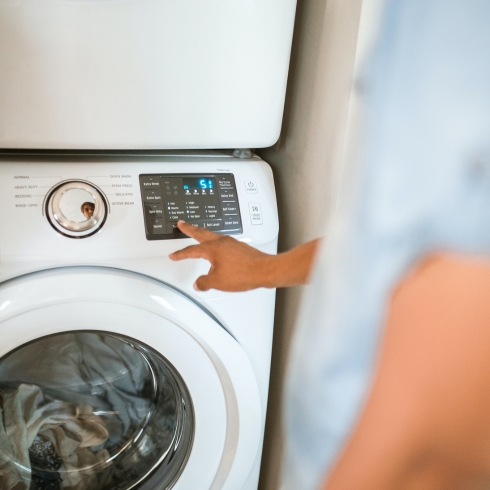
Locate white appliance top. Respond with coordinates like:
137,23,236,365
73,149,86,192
0,0,296,150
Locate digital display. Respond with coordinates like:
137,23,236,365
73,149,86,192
183,177,215,190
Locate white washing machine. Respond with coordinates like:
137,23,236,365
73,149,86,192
0,0,295,488
0,152,278,489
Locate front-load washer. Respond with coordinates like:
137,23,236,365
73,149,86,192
0,151,278,490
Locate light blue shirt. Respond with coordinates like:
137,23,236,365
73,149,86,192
282,1,490,489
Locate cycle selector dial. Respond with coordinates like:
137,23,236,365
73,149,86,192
46,181,108,238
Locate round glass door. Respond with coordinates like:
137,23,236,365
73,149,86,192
0,332,194,490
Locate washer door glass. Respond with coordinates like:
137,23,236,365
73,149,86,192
0,332,194,490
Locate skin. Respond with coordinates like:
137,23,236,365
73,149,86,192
323,253,490,490
169,220,320,291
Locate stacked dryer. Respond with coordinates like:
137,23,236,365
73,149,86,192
0,2,296,489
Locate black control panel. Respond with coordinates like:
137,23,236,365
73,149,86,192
139,174,243,240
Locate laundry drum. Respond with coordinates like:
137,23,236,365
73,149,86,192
0,332,195,490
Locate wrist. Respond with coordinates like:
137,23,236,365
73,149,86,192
253,239,320,289
258,252,301,289
256,253,284,289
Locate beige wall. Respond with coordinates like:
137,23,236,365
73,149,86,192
256,1,364,488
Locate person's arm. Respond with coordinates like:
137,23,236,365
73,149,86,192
169,220,320,292
323,253,490,489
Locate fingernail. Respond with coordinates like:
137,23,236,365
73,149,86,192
178,220,186,224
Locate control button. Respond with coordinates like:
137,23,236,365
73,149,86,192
171,223,189,234
245,181,258,194
143,190,163,202
144,203,164,218
204,221,223,230
190,222,207,229
249,203,263,225
218,178,233,188
224,219,241,228
222,204,238,213
141,176,161,189
220,190,236,200
147,218,167,234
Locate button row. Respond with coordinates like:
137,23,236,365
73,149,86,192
146,218,242,235
217,178,239,225
144,202,246,230
216,176,240,235
184,188,215,196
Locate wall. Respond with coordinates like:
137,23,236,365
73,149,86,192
255,0,365,488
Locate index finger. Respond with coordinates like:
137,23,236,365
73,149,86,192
177,220,221,243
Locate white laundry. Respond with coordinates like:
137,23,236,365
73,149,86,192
0,384,109,490
0,333,181,489
0,333,151,446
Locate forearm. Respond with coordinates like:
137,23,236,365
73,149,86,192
261,239,321,288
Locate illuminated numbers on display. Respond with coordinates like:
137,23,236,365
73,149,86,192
198,179,214,189
182,177,215,190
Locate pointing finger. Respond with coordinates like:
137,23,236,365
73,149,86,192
177,220,221,243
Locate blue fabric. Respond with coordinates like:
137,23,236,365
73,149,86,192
282,1,490,489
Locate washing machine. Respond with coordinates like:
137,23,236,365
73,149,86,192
0,0,295,488
0,151,278,489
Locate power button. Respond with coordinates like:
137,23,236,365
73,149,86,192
245,180,258,194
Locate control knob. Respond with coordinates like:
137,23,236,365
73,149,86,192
45,181,108,238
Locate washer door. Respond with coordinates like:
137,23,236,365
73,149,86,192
0,268,261,490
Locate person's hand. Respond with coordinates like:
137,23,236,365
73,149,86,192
169,220,277,292
169,220,321,292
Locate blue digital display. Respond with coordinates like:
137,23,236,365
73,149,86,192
183,177,215,190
